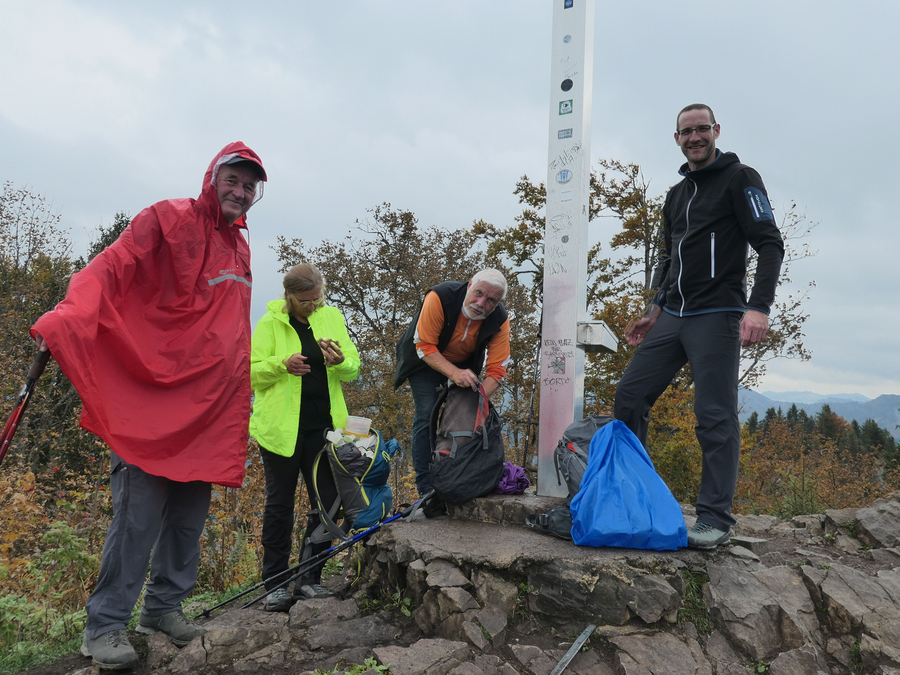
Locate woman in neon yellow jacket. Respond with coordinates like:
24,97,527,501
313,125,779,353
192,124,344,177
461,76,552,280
250,262,360,612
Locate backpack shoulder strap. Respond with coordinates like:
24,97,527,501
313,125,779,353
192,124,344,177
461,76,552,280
311,446,350,541
428,380,451,455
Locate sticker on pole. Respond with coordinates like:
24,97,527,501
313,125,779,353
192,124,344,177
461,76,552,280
563,35,572,43
558,128,573,139
556,170,573,184
559,100,573,115
550,356,566,374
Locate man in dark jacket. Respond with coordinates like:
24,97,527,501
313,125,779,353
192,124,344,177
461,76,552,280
394,269,511,506
614,104,784,550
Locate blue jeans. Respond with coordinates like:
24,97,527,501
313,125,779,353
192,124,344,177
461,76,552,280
407,366,448,495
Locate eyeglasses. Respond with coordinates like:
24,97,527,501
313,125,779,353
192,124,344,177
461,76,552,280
296,296,325,309
677,124,716,138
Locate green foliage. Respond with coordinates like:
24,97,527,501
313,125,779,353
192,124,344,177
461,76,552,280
197,447,266,594
0,521,94,673
0,182,91,473
0,632,82,675
514,581,534,619
677,570,711,634
27,521,99,606
321,552,347,580
849,639,864,673
359,585,411,618
312,657,390,675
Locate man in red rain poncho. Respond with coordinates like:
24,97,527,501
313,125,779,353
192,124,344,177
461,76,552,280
32,142,267,670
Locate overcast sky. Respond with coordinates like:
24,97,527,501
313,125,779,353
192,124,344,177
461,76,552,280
2,1,897,398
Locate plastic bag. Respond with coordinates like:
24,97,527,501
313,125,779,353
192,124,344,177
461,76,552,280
570,420,687,551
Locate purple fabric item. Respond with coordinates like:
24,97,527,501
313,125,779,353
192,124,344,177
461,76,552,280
494,461,530,494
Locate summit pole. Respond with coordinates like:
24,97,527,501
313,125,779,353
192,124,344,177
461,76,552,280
537,0,615,496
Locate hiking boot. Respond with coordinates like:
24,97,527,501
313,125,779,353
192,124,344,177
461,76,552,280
295,582,334,600
264,587,294,612
136,609,206,647
81,629,138,670
687,522,731,550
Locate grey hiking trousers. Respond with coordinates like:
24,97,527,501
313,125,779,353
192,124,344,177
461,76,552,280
613,310,742,533
84,452,211,638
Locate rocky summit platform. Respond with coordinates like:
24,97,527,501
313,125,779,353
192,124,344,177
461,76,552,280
363,491,695,631
355,490,900,674
55,492,900,674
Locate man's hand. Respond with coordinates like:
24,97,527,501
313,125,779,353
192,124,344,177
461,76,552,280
624,304,661,346
283,353,310,376
450,367,480,391
34,332,49,352
318,338,344,366
740,309,769,347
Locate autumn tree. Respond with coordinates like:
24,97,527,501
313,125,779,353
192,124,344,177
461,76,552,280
0,183,94,471
271,203,540,497
75,211,130,269
737,415,896,517
473,159,817,499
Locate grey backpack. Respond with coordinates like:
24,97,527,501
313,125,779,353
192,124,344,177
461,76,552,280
553,415,614,501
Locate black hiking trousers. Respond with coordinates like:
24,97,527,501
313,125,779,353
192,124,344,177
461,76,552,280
613,310,741,533
260,426,338,591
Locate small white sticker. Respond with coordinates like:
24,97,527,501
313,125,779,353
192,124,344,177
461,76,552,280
560,190,573,202
558,128,573,139
556,170,573,184
559,100,573,115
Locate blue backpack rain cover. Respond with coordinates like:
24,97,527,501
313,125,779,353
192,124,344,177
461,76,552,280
570,420,687,551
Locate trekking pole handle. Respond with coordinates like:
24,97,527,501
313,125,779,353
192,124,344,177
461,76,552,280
27,349,51,383
401,490,434,518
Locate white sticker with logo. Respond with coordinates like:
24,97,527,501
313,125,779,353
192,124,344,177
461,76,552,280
559,100,573,115
556,170,573,184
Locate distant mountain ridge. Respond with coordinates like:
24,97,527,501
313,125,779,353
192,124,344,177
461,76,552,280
739,389,900,439
758,390,871,404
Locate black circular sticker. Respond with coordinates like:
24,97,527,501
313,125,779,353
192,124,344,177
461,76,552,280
561,79,573,92
562,235,569,243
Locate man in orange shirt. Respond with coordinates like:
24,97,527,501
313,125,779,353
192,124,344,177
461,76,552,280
394,269,511,507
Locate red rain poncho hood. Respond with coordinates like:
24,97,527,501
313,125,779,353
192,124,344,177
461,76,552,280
32,142,266,487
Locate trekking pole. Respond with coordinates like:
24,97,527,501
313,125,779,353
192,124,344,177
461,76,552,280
199,490,435,617
242,490,436,610
0,349,51,467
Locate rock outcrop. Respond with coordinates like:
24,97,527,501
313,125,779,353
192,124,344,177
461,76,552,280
57,492,900,675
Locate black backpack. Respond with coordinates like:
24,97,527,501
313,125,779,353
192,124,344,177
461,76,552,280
429,382,505,504
553,415,614,501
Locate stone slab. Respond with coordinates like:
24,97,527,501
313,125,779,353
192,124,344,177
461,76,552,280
449,492,567,528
